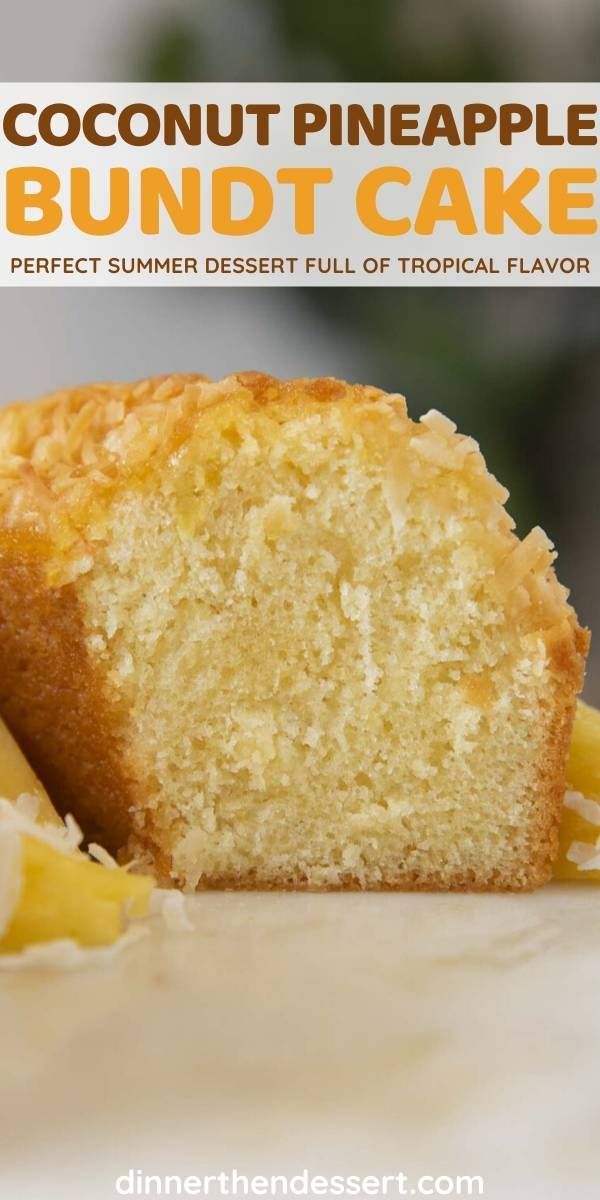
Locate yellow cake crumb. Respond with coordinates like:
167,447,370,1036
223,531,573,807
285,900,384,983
0,373,588,892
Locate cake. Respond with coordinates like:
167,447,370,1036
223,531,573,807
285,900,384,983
0,372,588,891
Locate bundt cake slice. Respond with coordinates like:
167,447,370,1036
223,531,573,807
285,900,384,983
0,373,588,890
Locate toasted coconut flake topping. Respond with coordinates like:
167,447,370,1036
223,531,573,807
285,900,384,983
421,408,457,436
0,372,584,643
491,527,556,598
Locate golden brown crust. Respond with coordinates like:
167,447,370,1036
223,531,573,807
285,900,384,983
528,620,591,887
0,541,137,851
0,373,590,890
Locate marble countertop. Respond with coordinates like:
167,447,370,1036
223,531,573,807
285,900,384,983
1,885,598,1200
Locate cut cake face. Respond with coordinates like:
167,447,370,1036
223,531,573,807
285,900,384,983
0,373,588,890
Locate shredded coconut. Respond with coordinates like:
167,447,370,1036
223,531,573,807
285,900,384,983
14,793,41,821
151,889,194,932
0,796,83,855
563,791,600,873
88,842,119,869
566,839,600,871
564,790,600,827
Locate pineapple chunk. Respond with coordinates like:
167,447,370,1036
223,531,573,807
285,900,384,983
565,699,600,798
0,715,60,825
0,715,154,953
555,701,600,882
0,834,153,952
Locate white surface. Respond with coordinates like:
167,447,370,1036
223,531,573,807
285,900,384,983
0,885,598,1200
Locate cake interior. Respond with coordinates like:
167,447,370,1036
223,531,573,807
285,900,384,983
78,396,557,889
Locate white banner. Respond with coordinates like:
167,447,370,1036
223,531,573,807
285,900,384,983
0,82,598,286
